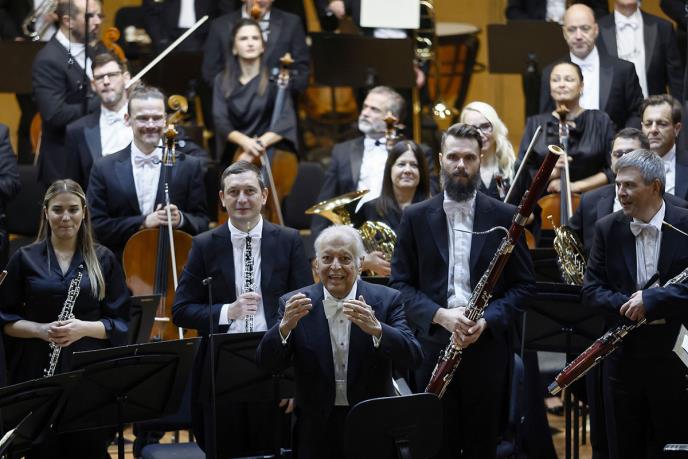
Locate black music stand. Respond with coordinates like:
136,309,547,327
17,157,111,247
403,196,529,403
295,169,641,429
0,370,83,457
128,294,161,344
56,338,200,459
487,22,568,117
518,282,605,459
345,393,443,459
198,331,294,458
0,42,44,94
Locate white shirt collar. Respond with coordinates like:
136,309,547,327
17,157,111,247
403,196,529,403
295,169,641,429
131,140,162,161
633,199,666,230
570,45,599,67
101,103,127,121
663,145,677,164
443,191,477,213
614,8,641,26
55,29,84,53
323,282,357,303
227,217,263,238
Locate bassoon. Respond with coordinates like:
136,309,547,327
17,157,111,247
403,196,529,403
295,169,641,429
425,145,560,397
548,262,688,396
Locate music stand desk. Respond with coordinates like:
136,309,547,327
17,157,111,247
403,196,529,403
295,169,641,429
487,22,567,74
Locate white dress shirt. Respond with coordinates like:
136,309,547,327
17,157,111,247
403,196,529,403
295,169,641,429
545,0,566,24
615,9,647,98
323,284,357,406
55,30,93,80
444,192,475,309
356,137,388,210
219,218,268,333
178,0,197,29
131,141,162,216
662,146,677,196
632,201,665,290
571,47,600,110
100,105,132,156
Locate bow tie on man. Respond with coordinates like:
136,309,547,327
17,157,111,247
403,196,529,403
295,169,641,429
231,232,262,247
443,199,473,218
323,297,346,320
630,221,659,237
133,154,161,168
103,111,123,125
618,19,639,30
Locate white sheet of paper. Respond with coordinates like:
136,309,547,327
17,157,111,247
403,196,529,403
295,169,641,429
672,324,688,369
360,0,420,30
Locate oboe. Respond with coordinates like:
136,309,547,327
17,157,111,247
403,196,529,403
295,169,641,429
243,236,255,332
425,146,560,397
549,264,688,395
44,264,84,378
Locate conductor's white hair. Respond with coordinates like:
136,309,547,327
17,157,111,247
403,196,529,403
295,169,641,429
314,225,366,270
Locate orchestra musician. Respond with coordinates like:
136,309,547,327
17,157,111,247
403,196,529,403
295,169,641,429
0,179,130,458
64,51,132,190
32,0,103,188
520,60,615,195
257,224,422,459
582,149,688,459
87,85,209,260
354,139,431,235
390,124,535,459
0,123,20,269
172,160,312,457
212,17,298,166
202,0,310,92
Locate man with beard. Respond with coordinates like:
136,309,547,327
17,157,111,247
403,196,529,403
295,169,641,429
390,123,535,458
311,85,406,273
87,85,209,260
63,52,133,191
32,0,103,188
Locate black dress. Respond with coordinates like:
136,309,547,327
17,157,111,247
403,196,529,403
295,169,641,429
0,241,130,384
518,110,616,194
355,198,402,234
212,72,298,165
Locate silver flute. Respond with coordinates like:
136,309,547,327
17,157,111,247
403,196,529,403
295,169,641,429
44,265,84,378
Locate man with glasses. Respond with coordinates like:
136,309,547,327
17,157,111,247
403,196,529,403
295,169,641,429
539,4,644,130
87,85,209,260
640,94,688,200
32,0,104,188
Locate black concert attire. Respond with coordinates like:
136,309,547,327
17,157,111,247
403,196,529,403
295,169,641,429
202,7,310,92
32,35,100,187
0,124,20,268
354,198,403,234
212,72,298,165
518,110,615,194
0,241,130,458
257,280,422,459
583,200,688,459
173,221,312,457
390,192,536,459
505,0,608,21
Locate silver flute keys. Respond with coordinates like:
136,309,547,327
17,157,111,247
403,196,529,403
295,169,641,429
243,235,255,332
44,265,84,377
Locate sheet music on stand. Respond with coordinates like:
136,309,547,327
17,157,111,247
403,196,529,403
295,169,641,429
360,0,420,29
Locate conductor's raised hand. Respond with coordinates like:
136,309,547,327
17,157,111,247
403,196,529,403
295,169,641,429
343,295,381,338
279,293,312,337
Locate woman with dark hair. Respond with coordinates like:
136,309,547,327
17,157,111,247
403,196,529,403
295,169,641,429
355,140,431,275
519,60,615,195
212,18,298,165
0,179,129,457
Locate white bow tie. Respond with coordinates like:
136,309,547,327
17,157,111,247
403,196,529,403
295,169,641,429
443,199,472,217
231,233,261,245
103,111,122,125
323,297,345,320
133,153,161,168
618,20,638,30
630,221,658,237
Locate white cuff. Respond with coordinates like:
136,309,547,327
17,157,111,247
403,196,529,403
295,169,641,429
279,328,291,346
219,304,231,325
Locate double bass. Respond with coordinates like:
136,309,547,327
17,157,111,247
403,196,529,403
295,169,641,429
122,98,194,341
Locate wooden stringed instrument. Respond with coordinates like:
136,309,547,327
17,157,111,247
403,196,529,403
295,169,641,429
122,96,195,341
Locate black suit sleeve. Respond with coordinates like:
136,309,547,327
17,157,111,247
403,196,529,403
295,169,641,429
582,220,631,315
256,296,294,373
643,283,688,322
377,289,424,370
97,246,131,346
63,120,88,187
172,237,227,335
539,65,554,114
87,159,146,250
660,0,687,28
662,20,685,99
0,125,20,204
622,63,644,128
202,19,225,86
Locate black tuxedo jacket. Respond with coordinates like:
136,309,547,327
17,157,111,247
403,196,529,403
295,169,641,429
539,52,644,130
86,145,209,259
33,37,100,186
257,281,421,445
569,183,688,256
0,124,20,217
64,110,209,191
390,192,535,347
597,11,684,99
172,221,312,334
201,7,309,91
582,201,688,354
505,0,608,21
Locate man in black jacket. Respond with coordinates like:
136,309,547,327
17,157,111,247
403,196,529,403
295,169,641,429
0,123,20,268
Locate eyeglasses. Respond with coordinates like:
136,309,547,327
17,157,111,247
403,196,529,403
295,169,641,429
93,71,122,82
471,122,493,135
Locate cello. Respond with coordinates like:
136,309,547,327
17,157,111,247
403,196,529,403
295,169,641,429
122,97,195,341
